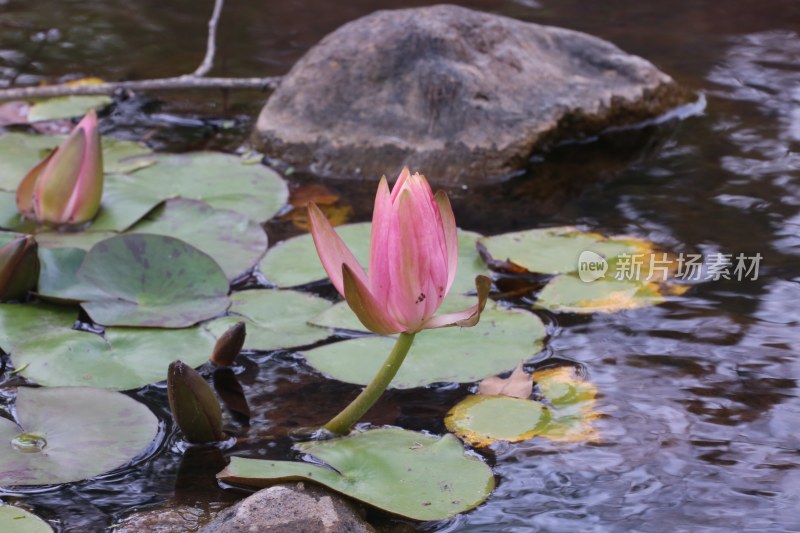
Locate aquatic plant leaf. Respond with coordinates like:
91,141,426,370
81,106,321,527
27,95,112,123
533,366,600,442
0,303,77,352
128,199,268,281
217,428,494,521
0,191,22,229
78,234,230,328
203,290,332,352
0,505,52,532
478,226,651,275
36,247,110,303
0,387,158,485
11,325,216,389
35,230,114,250
0,132,151,193
445,395,551,447
535,274,666,313
477,361,532,399
301,298,545,388
260,223,486,294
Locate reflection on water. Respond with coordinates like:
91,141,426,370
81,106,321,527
1,0,800,531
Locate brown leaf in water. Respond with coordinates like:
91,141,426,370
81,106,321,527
478,361,532,399
290,183,340,207
0,101,29,126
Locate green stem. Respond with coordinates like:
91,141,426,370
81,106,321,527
324,332,416,435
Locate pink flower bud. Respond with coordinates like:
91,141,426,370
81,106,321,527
0,235,39,301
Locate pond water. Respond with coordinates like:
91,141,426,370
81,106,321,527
1,0,799,531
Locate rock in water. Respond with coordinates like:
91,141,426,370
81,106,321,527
253,5,694,186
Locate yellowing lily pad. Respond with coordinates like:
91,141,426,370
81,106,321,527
259,223,487,294
204,290,333,352
445,395,551,447
77,234,230,328
0,387,158,485
217,428,494,521
11,325,217,390
534,366,600,442
535,274,668,313
27,95,112,123
0,506,52,532
301,298,546,388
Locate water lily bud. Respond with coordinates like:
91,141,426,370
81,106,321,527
210,321,246,367
0,235,40,301
16,110,104,226
167,360,225,444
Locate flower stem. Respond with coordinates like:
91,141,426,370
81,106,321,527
323,332,416,435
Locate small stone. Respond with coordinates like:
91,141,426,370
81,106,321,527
114,504,218,533
198,483,376,533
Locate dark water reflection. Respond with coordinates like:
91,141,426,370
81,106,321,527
1,0,800,531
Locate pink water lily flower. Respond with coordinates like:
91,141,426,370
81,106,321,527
309,168,489,334
16,110,104,226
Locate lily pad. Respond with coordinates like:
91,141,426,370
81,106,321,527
479,226,651,275
0,303,77,352
535,274,666,313
37,247,110,303
218,428,494,521
534,366,600,442
445,395,551,447
27,95,112,123
129,199,267,281
0,506,52,532
11,325,217,389
0,386,158,485
204,290,332,352
77,234,230,328
0,191,22,229
300,298,546,388
260,223,486,293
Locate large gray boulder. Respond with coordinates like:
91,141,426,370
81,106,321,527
253,4,693,186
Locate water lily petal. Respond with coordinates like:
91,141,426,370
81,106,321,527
418,275,491,330
369,176,392,303
63,110,103,224
390,167,411,202
33,127,86,223
308,202,368,296
342,264,403,334
16,149,55,218
434,190,458,294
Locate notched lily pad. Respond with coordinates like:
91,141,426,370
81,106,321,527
204,290,332,352
11,325,217,390
217,428,494,521
0,387,158,485
37,247,110,303
0,505,52,532
77,234,230,328
26,95,112,123
301,298,546,388
535,275,675,313
0,303,77,352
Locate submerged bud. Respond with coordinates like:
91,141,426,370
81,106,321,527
16,110,104,226
167,360,225,444
0,235,40,301
210,321,246,367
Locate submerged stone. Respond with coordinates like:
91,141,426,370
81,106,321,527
253,4,694,186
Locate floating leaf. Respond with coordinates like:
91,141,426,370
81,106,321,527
0,303,76,352
35,231,114,250
77,234,230,328
477,361,532,399
260,223,486,293
478,226,651,275
301,299,545,388
36,247,109,303
445,395,551,447
0,387,158,485
217,428,494,521
0,506,52,532
27,95,112,123
11,325,217,389
128,199,267,281
534,366,600,442
0,191,22,229
204,290,332,352
535,274,667,313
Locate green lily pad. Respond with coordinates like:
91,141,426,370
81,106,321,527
0,386,158,485
535,274,666,314
533,367,600,442
36,247,110,303
77,234,230,328
26,95,112,123
11,326,217,389
218,428,494,521
0,132,152,193
300,298,546,388
35,231,114,250
129,199,268,281
101,136,154,174
0,506,52,532
445,395,551,447
0,191,22,229
0,303,77,352
478,226,651,275
204,290,332,352
260,223,486,293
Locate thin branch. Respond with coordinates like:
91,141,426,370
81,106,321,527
0,76,281,102
192,0,225,77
